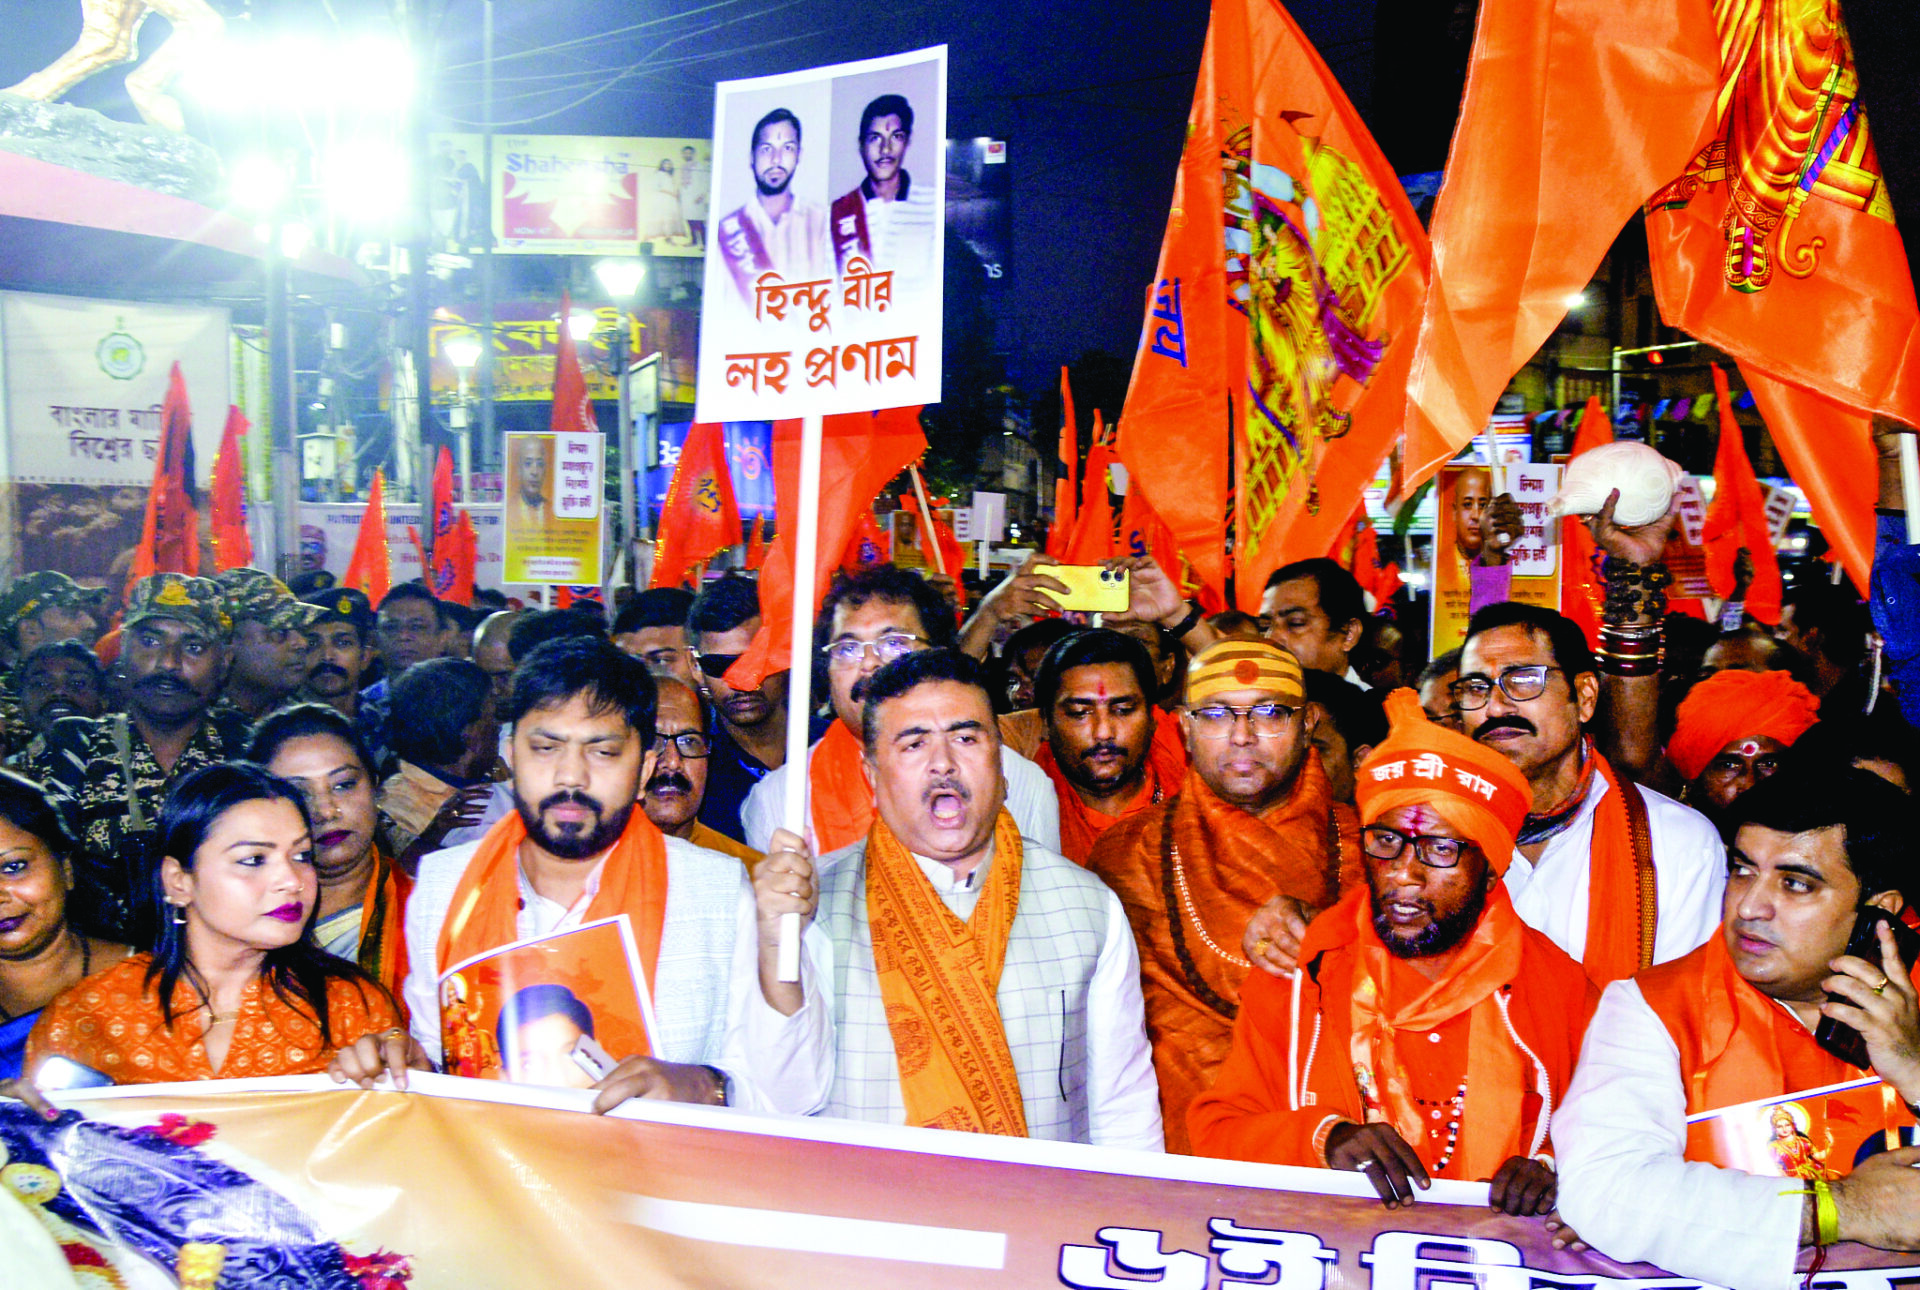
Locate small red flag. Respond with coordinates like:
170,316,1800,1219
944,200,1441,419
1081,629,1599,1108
841,511,889,573
210,405,251,572
652,421,743,588
1560,395,1613,648
744,513,768,571
1703,364,1783,625
343,469,393,607
1047,366,1078,558
129,361,200,582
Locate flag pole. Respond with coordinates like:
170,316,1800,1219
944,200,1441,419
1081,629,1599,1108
777,412,825,982
909,465,947,576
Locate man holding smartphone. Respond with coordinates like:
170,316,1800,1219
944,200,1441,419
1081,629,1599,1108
1557,761,1920,1288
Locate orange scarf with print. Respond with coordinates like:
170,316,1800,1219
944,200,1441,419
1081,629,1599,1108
1312,880,1533,1181
865,808,1030,1135
1580,752,1658,985
1037,710,1189,863
809,720,877,854
436,808,670,1047
356,845,412,1011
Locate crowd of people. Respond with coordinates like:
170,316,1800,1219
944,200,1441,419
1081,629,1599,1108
5,464,1920,1287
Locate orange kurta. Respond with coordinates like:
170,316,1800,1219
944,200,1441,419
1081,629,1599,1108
26,953,400,1084
1038,709,1189,864
1190,885,1598,1176
1086,753,1359,1152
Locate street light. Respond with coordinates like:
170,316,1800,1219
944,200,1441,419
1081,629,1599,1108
590,258,648,576
594,257,646,301
567,312,598,343
444,331,483,501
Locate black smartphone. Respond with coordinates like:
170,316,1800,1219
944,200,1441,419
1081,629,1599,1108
1814,908,1920,1068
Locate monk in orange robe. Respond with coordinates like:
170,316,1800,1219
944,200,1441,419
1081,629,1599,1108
1664,667,1819,830
1191,688,1597,1220
1089,639,1360,1153
1031,629,1188,863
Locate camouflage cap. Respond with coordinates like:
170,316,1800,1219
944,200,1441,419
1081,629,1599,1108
216,568,325,631
124,573,234,639
0,571,84,637
302,586,375,635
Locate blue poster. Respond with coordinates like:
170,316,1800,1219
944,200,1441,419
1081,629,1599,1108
648,421,775,522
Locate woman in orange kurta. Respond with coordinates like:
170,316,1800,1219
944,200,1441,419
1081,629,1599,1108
24,761,400,1086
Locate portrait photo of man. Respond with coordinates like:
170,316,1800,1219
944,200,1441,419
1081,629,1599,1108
508,435,552,529
829,92,938,293
714,106,830,305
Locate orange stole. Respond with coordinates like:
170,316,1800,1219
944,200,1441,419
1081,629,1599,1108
809,721,876,855
1637,934,1920,1160
357,846,412,1016
1578,753,1659,986
865,809,1030,1135
1037,710,1188,864
436,809,670,1031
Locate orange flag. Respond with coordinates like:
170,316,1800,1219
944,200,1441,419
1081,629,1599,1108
1116,485,1221,613
1559,396,1614,648
1703,364,1784,625
343,469,393,607
1400,0,1718,483
129,361,200,582
1340,509,1402,611
1642,6,1918,593
726,408,927,691
551,290,596,437
210,405,251,572
1064,430,1116,563
744,513,768,571
841,510,889,573
652,422,743,589
443,510,478,606
1123,0,1432,610
1048,366,1079,558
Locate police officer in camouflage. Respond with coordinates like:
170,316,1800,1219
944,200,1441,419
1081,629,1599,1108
0,572,102,760
214,568,325,719
33,573,252,943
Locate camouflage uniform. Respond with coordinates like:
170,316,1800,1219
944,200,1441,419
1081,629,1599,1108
215,568,326,636
301,587,389,768
0,571,90,759
36,574,245,944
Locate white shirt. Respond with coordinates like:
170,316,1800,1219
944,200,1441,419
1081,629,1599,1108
1504,773,1725,966
740,736,1062,856
402,831,834,1117
1556,978,1807,1290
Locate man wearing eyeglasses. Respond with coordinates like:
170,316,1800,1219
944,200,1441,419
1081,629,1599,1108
1193,688,1597,1226
643,677,762,870
1087,639,1360,1153
1457,602,1724,984
741,566,1060,856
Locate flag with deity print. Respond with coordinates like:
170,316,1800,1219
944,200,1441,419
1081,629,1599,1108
1121,0,1431,610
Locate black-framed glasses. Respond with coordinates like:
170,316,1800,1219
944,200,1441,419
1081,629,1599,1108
1188,702,1300,739
654,731,711,759
1361,825,1473,869
694,651,741,678
1450,665,1563,711
823,632,926,667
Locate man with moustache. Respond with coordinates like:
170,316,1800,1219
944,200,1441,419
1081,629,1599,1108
215,568,324,720
812,648,1162,1147
1087,639,1360,1152
829,94,937,292
5,642,105,770
1457,602,1724,984
0,571,100,759
642,678,761,869
741,565,1059,856
360,636,834,1112
715,107,830,306
35,574,250,943
1030,630,1186,863
1192,689,1596,1220
299,588,390,773
688,576,803,844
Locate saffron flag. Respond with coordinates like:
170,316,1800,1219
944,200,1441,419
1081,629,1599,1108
1048,366,1078,559
1064,423,1117,563
443,510,478,607
1703,364,1784,625
1560,395,1613,648
841,510,889,574
725,408,927,691
426,446,459,599
551,290,597,437
209,405,251,572
652,421,743,589
343,469,393,608
1399,0,1718,483
1643,1,1919,593
1339,509,1402,612
744,512,768,572
1123,0,1432,610
128,361,200,582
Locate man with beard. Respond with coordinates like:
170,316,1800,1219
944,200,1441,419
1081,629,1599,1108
1030,630,1185,863
5,641,105,769
36,574,250,943
741,565,1059,856
1458,602,1724,984
1192,689,1596,1221
1665,668,1820,832
369,636,833,1112
689,575,804,845
1087,639,1360,1152
215,568,324,719
715,107,829,307
642,678,760,868
812,648,1162,1147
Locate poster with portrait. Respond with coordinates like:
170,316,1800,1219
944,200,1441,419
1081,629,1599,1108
439,915,658,1088
695,46,946,421
502,430,605,584
1686,1076,1913,1178
1431,462,1564,655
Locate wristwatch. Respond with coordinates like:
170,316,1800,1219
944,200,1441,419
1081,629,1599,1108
1164,600,1205,640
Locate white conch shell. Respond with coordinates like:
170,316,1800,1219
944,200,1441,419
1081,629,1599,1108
1548,441,1683,525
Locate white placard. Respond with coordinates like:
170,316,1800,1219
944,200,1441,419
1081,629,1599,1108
297,502,515,592
1498,463,1561,577
1674,475,1709,548
970,490,1007,542
695,46,946,421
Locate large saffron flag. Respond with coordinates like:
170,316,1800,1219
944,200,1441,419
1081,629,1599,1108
1123,0,1432,609
1400,0,1719,483
1064,424,1117,564
1048,366,1079,559
128,361,200,582
209,405,251,572
343,469,393,607
1559,396,1613,649
1643,1,1919,592
551,290,597,437
725,407,928,691
1704,364,1784,624
652,421,743,589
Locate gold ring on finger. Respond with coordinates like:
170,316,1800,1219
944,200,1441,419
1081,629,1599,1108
1874,977,1891,995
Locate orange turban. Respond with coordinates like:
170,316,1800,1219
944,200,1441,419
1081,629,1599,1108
1667,668,1820,783
1355,688,1533,874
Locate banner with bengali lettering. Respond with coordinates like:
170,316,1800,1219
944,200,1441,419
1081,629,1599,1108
295,502,521,594
0,291,231,487
501,431,606,585
694,47,946,421
5,1074,1918,1290
420,303,699,407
